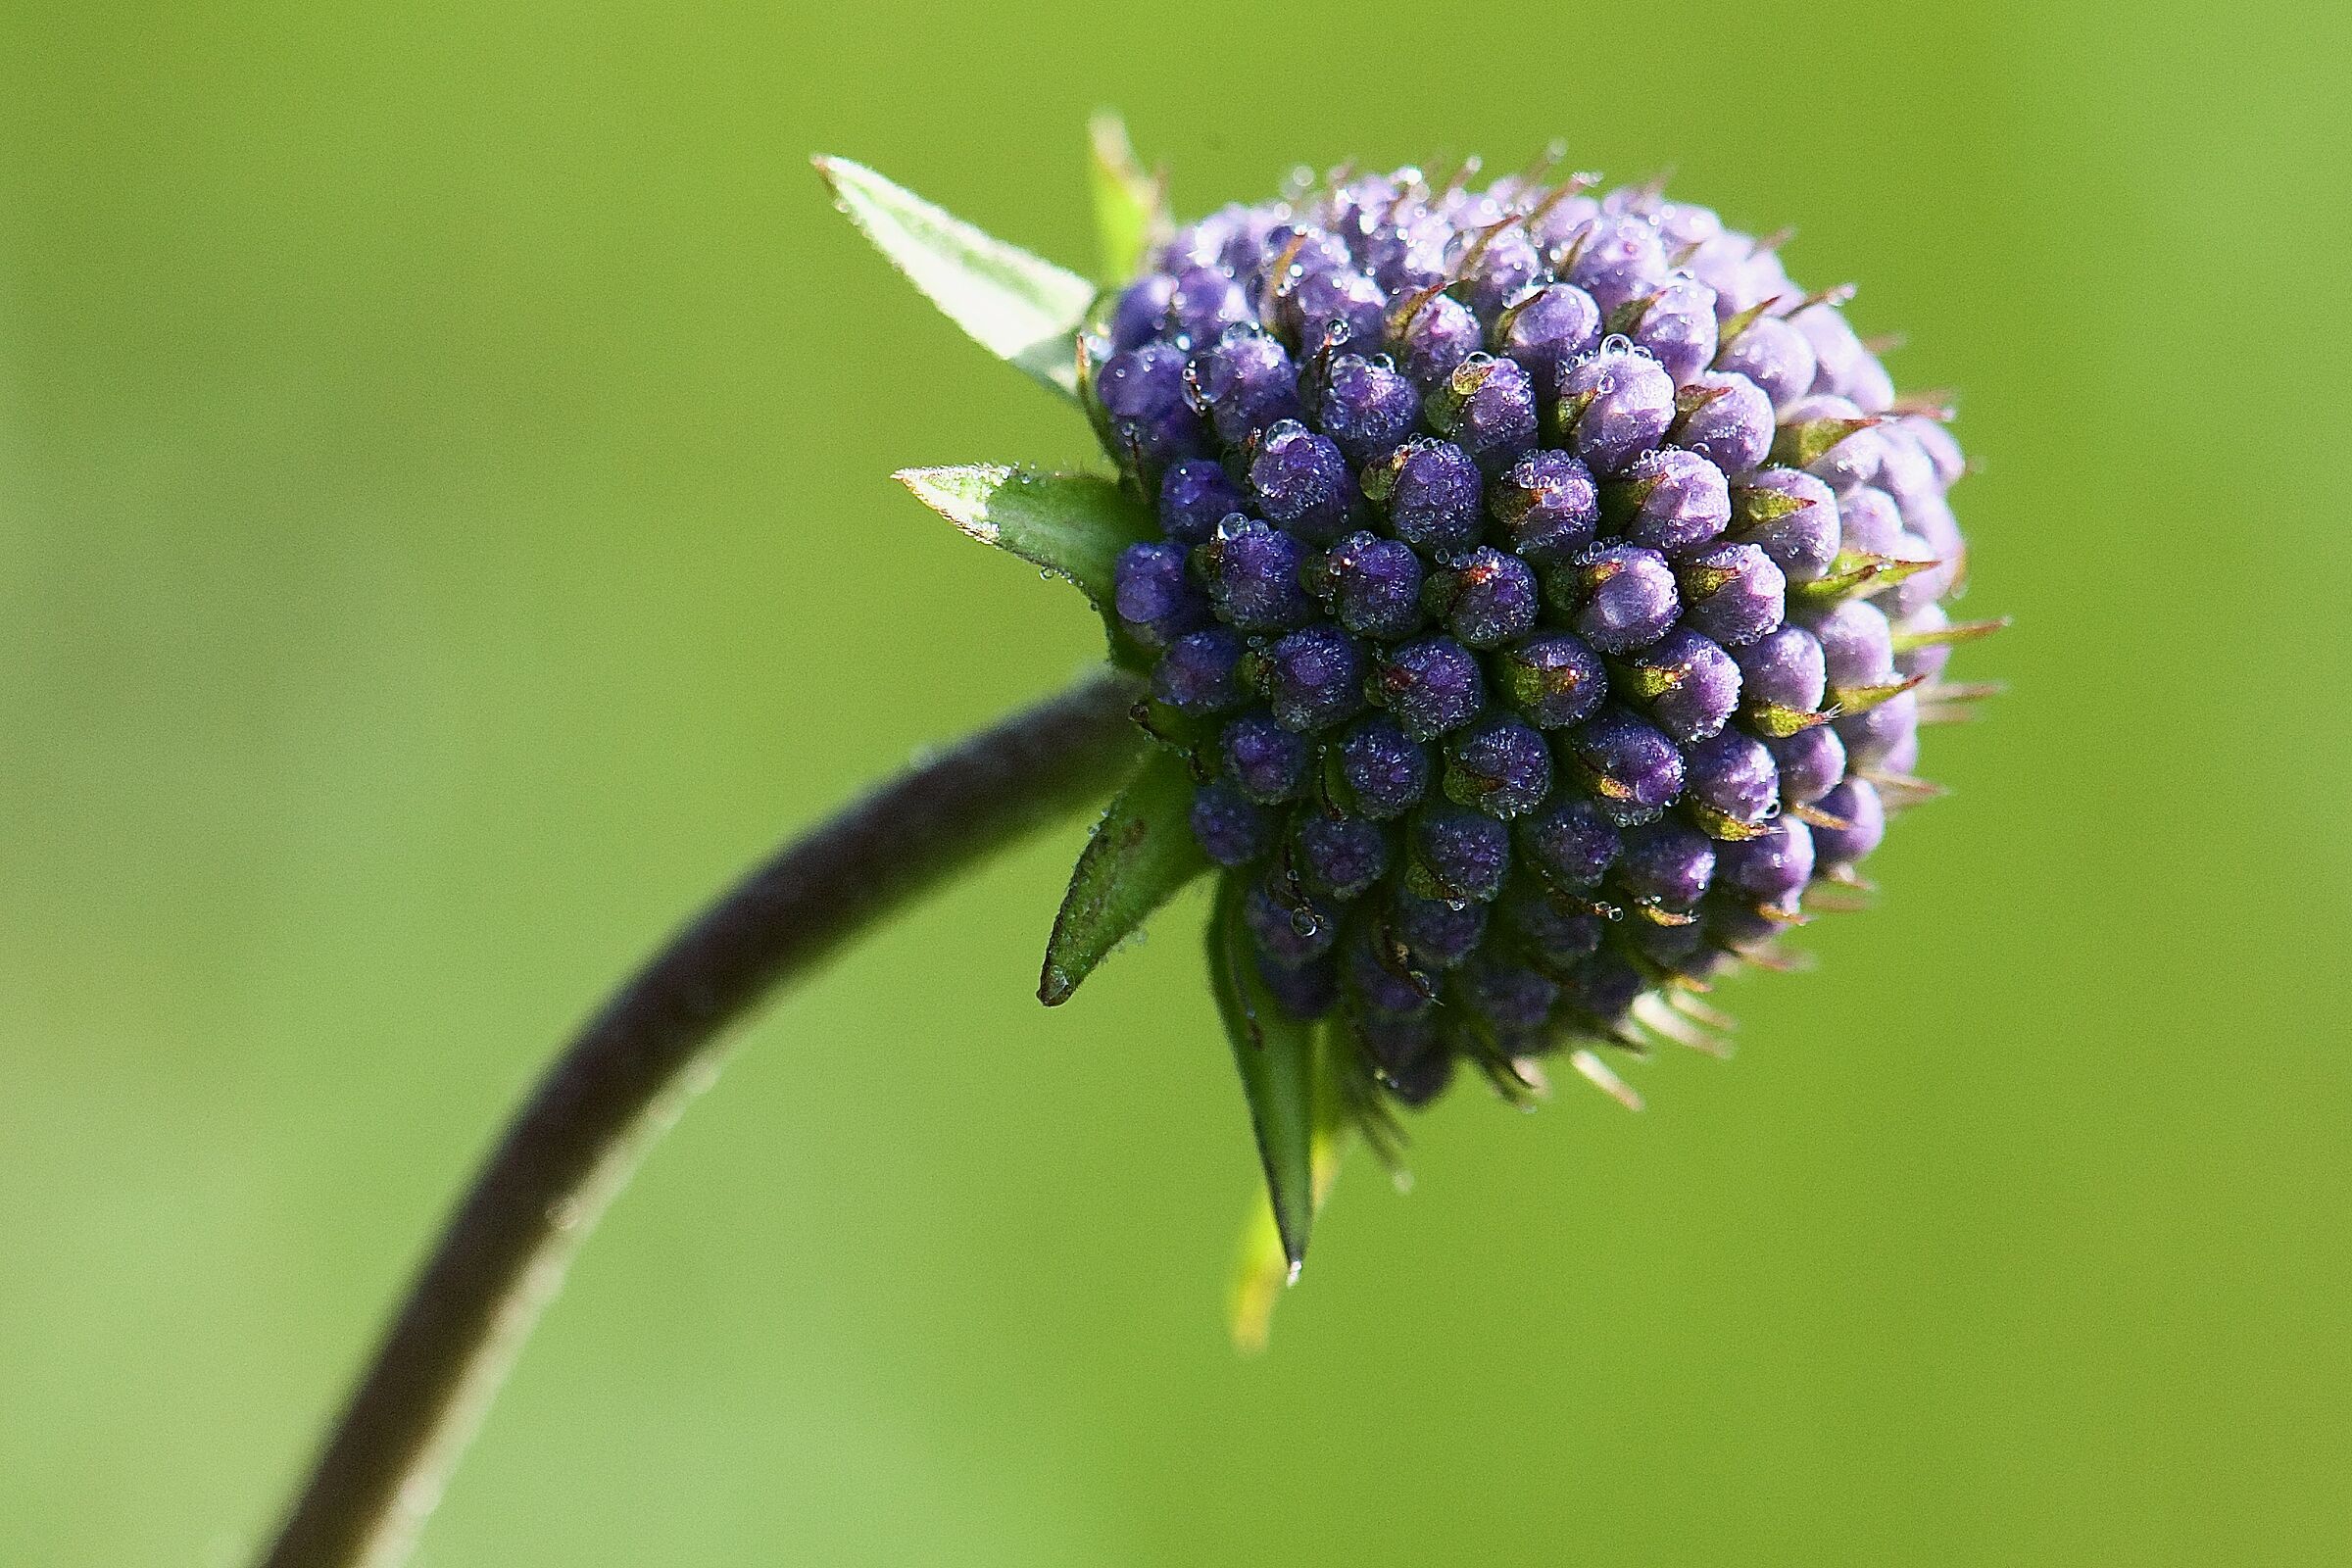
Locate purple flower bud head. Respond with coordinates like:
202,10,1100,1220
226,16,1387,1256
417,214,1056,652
1519,795,1623,889
1153,626,1249,713
1191,778,1277,866
1374,635,1485,741
1621,628,1742,745
1390,289,1482,389
1714,315,1817,410
1617,822,1718,910
1676,541,1787,647
1610,447,1732,553
1113,540,1208,650
1316,353,1419,466
1365,438,1485,558
1767,724,1846,808
1622,278,1720,386
1684,729,1780,833
1424,546,1538,649
1716,818,1816,906
1810,778,1886,870
1265,623,1368,732
1494,631,1606,729
1156,458,1249,546
1556,347,1676,474
1458,958,1559,1036
1565,707,1685,825
1671,370,1776,477
1337,714,1432,819
1489,448,1599,565
1810,599,1896,689
1733,468,1841,583
1391,887,1488,969
1444,714,1552,818
1244,878,1340,966
1110,272,1176,351
1407,804,1513,904
1563,214,1667,315
1425,355,1539,473
1735,625,1829,715
1559,544,1680,653
1221,709,1312,804
1249,421,1358,544
1295,810,1391,900
1193,332,1303,447
1198,515,1313,632
1495,283,1601,392
1307,530,1425,640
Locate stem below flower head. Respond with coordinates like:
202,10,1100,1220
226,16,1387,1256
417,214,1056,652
256,672,1146,1568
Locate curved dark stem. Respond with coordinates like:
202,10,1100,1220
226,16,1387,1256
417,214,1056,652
257,672,1146,1568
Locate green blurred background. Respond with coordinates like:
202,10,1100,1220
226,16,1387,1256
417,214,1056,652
3,1,2347,1562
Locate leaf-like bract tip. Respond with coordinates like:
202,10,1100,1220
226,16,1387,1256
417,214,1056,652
894,464,1013,544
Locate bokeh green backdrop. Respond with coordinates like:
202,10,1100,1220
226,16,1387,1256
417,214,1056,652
3,2,2347,1563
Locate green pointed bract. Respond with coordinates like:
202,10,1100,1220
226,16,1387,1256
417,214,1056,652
1769,414,1884,469
1785,550,1938,612
1227,1021,1350,1352
895,465,1156,640
1829,673,1927,717
1743,699,1832,739
1712,296,1782,356
814,155,1096,399
1087,113,1167,286
1891,615,2012,652
1207,874,1320,1276
1039,746,1209,1005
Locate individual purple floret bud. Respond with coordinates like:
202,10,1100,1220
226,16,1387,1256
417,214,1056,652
1671,370,1776,478
1561,952,1643,1023
1618,278,1720,386
1557,544,1680,653
1735,624,1829,717
1112,540,1208,650
1564,707,1685,825
1715,818,1816,906
1373,635,1485,741
1407,804,1513,904
1620,628,1742,744
1607,447,1732,553
1098,341,1204,474
1556,347,1677,474
1365,209,1453,295
1779,392,1886,493
1156,459,1249,546
1265,623,1369,733
1254,952,1339,1020
1345,927,1436,1017
1391,887,1488,968
1363,438,1485,558
1255,222,1352,287
1713,314,1817,410
1336,713,1432,819
1810,778,1886,870
1390,289,1482,389
1249,420,1358,544
1562,214,1667,315
1494,631,1606,729
1616,822,1718,909
1243,878,1340,966
1284,268,1389,359
1626,914,1711,972
1489,449,1599,565
1500,884,1605,964
1163,265,1251,347
1307,530,1425,640
1732,468,1841,582
1191,778,1277,866
1152,626,1250,714
1198,515,1312,632
1220,709,1312,804
1109,272,1176,352
1423,546,1538,649
1316,353,1419,466
1836,690,1918,770
1458,958,1559,1037
1369,1026,1453,1105
1675,541,1787,647
1456,225,1545,321
1790,303,1895,414
1295,810,1391,901
1494,283,1602,393
1683,729,1780,834
1518,795,1623,890
1425,354,1539,472
1810,599,1896,689
1444,713,1552,819
1767,724,1846,808
1193,332,1302,447
1834,484,1906,557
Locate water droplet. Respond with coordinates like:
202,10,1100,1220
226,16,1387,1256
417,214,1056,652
1599,332,1635,356
1444,899,1468,914
1290,910,1321,938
